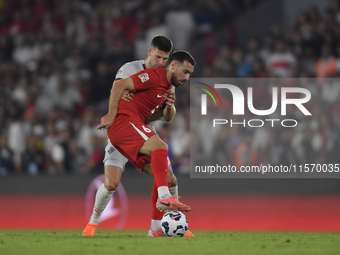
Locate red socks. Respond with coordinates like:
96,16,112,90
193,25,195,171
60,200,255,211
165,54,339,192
151,181,172,221
151,182,163,220
151,149,169,220
151,149,168,188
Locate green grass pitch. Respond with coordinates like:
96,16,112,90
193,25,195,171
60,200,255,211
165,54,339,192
1,230,340,255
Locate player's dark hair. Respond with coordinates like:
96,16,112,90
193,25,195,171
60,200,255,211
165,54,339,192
150,35,173,53
167,50,196,66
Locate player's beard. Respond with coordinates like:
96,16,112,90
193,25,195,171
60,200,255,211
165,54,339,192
171,74,183,87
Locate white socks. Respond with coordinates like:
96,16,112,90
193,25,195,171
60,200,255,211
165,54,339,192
89,184,115,225
169,185,178,197
157,186,171,199
151,220,161,231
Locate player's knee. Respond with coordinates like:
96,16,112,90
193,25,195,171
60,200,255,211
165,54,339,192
153,136,168,151
158,141,168,151
105,181,119,191
149,141,168,154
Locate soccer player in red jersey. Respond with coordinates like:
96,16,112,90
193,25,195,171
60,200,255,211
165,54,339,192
97,50,195,220
83,37,194,237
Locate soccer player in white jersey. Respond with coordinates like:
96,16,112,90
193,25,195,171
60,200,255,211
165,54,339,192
83,35,194,237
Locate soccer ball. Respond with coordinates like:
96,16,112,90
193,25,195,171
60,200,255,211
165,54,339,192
160,211,188,237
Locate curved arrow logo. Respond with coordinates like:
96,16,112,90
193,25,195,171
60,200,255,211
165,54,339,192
196,82,222,106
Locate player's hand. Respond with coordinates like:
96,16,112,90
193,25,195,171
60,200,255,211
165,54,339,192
121,90,135,102
166,91,176,108
97,114,115,130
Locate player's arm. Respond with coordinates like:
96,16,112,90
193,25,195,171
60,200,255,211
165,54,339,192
97,77,135,130
156,91,176,122
115,65,135,102
113,79,134,102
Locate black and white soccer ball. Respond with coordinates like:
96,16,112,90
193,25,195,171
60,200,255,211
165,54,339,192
160,211,188,237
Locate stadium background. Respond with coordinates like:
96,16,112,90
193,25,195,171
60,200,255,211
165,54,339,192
1,0,340,231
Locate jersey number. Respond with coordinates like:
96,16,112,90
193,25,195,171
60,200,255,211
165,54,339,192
142,125,151,133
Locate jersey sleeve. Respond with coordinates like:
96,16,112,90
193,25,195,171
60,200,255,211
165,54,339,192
130,68,160,91
115,64,130,80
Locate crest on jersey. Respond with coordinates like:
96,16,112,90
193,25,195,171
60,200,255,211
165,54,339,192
138,73,149,83
117,68,123,76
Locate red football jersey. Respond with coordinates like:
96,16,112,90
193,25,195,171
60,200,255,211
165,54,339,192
117,66,172,123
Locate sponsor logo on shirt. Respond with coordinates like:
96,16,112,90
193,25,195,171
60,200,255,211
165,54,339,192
138,73,149,83
157,93,167,98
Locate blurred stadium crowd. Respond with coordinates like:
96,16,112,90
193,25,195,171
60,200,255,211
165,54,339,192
0,0,340,175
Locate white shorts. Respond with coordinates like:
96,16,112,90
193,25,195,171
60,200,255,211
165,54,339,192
103,124,171,171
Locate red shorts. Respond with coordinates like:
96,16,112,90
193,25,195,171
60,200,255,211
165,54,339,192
107,114,156,171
